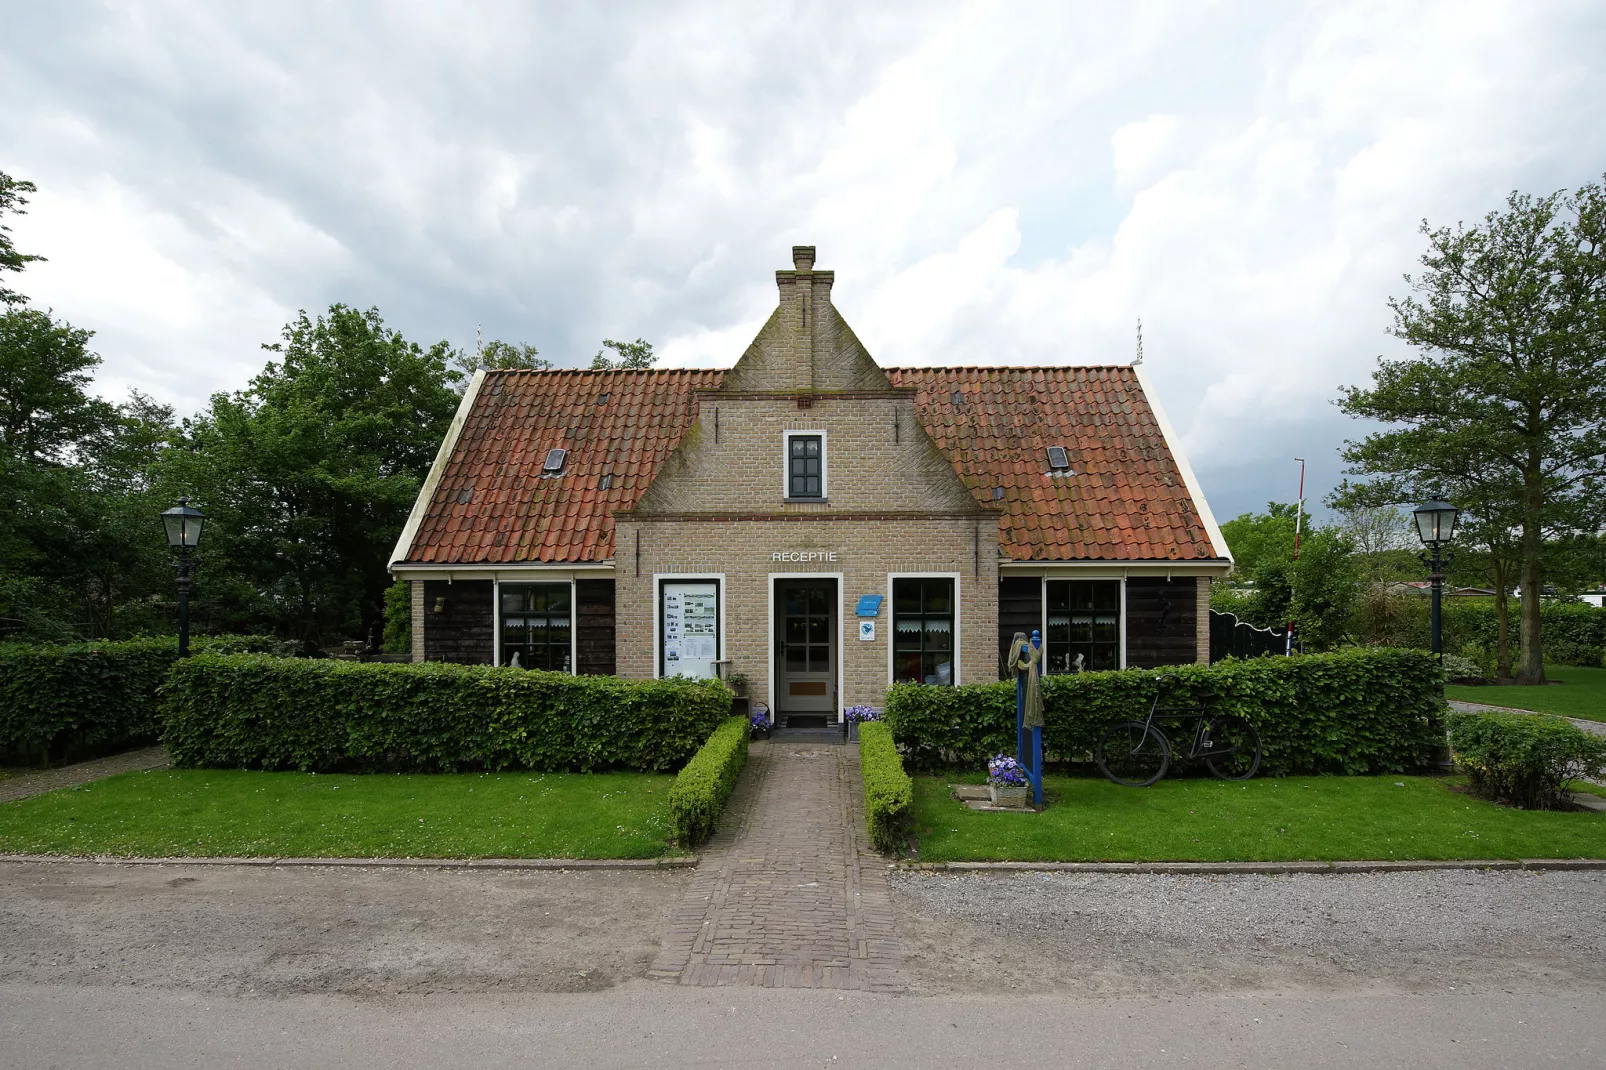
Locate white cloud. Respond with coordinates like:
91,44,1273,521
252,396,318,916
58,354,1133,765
2,0,1602,516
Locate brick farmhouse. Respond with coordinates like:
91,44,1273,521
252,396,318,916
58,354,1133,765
390,247,1232,723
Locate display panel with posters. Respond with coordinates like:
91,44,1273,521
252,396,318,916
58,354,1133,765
660,579,721,679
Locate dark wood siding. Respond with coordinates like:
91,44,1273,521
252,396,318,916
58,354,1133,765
998,577,1042,680
575,579,617,676
1124,577,1197,669
422,580,494,664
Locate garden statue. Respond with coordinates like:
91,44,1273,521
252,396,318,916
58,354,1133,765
1006,631,1044,728
1006,630,1045,805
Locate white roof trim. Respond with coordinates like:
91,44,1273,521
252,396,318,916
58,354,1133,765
1132,364,1233,563
389,369,486,570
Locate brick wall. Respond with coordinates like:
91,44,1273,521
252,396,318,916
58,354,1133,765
1195,575,1211,664
614,516,998,715
409,579,425,663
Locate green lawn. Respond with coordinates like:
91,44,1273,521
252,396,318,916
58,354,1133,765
1446,665,1606,721
912,774,1606,863
0,769,680,859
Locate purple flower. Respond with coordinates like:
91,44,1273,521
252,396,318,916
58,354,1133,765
987,754,1027,787
844,706,881,724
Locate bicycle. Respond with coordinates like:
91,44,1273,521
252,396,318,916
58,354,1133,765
1095,675,1261,787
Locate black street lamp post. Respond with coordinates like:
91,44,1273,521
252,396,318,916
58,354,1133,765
161,497,206,657
1412,496,1460,661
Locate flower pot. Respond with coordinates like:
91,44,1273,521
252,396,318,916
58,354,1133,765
989,784,1028,807
751,725,770,741
847,722,860,743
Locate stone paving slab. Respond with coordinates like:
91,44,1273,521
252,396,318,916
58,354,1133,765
648,740,906,992
0,746,168,804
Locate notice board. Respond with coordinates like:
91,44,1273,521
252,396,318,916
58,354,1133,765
661,579,720,679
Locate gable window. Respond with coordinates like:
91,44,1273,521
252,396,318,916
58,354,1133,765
892,576,955,685
786,433,825,498
500,583,572,672
1046,579,1120,673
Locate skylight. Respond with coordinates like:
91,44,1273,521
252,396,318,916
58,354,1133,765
1046,446,1072,473
542,448,568,475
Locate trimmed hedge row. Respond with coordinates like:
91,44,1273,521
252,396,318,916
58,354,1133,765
860,721,913,853
0,635,294,763
1448,710,1606,810
884,648,1445,776
161,655,733,773
667,716,749,846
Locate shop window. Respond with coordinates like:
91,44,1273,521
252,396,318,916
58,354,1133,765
1046,580,1120,673
500,583,572,671
893,577,954,685
787,434,824,498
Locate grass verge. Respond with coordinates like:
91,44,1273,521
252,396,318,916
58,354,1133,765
1446,665,1606,721
0,768,680,859
912,773,1606,863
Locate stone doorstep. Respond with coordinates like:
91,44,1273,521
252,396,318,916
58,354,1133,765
0,853,699,870
901,858,1606,875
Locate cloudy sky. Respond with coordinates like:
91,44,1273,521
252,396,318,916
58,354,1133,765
4,0,1603,521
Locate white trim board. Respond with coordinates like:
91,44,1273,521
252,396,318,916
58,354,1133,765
766,572,846,723
1133,364,1233,565
389,369,486,570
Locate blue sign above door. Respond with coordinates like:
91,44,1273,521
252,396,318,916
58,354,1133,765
854,594,883,618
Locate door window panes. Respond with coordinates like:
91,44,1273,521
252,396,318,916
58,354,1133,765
500,583,572,672
788,435,823,498
1046,580,1120,673
892,577,954,685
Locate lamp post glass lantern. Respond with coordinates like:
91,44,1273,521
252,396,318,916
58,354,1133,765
161,497,206,656
1412,497,1460,660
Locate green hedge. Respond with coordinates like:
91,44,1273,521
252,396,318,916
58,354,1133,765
161,655,733,773
0,635,293,763
1448,710,1606,810
884,648,1445,776
667,716,749,846
860,721,914,853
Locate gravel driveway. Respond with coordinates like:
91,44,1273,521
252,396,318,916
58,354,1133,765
0,861,689,996
892,869,1606,996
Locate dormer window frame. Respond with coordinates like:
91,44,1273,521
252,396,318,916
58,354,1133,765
782,429,828,501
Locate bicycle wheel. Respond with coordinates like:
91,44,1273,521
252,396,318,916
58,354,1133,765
1202,716,1261,781
1096,721,1171,787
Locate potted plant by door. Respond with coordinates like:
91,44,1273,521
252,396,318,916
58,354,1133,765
749,705,772,740
728,671,749,698
843,705,880,742
987,755,1029,807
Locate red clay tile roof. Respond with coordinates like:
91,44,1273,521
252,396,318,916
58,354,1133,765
398,365,1223,565
886,366,1222,562
401,369,721,565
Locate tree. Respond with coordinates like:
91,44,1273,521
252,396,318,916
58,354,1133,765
1218,503,1360,650
455,338,550,377
590,337,655,369
161,305,461,645
0,308,116,461
0,170,44,308
1339,177,1606,684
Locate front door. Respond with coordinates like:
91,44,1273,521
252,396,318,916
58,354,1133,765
776,579,836,715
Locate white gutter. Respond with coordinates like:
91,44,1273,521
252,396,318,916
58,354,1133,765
1132,364,1233,564
389,369,487,570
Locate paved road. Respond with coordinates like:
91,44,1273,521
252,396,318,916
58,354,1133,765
3,981,1601,1068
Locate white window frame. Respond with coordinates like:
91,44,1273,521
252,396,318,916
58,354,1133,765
652,572,727,680
782,429,828,500
493,578,577,673
766,571,846,723
886,571,962,687
1040,576,1127,673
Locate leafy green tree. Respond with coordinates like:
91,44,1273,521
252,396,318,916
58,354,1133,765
161,305,461,646
0,308,116,461
1219,503,1360,650
382,578,411,655
0,171,44,308
1339,177,1606,684
455,338,550,377
590,337,655,369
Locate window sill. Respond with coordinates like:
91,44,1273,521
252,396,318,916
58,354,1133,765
782,497,829,504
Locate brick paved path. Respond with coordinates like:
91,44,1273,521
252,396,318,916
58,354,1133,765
0,746,169,804
648,740,906,991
